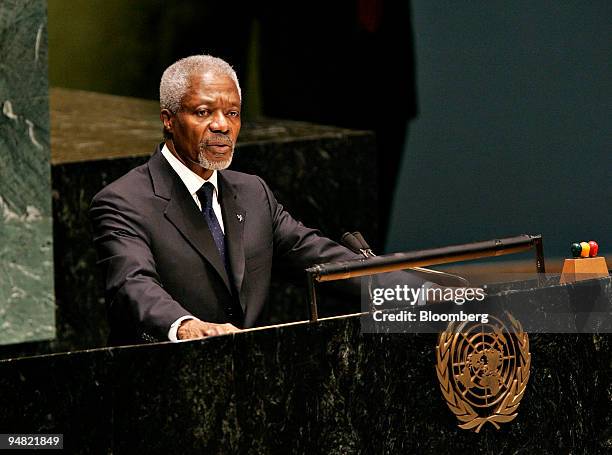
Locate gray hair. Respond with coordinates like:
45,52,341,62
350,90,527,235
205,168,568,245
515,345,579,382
159,54,241,114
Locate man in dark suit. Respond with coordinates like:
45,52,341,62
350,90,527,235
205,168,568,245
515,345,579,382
90,55,423,345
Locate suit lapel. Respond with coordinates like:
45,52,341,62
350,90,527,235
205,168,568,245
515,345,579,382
218,172,246,308
148,146,232,293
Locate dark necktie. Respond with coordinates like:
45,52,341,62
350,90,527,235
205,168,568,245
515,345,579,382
196,182,228,272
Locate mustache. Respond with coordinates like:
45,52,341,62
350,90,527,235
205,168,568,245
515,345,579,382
200,134,234,147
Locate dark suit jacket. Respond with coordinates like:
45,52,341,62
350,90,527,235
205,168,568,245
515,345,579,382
90,144,367,345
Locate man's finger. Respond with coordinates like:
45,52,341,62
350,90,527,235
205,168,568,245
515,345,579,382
224,324,240,333
202,327,217,337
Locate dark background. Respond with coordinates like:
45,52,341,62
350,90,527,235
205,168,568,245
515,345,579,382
386,0,611,261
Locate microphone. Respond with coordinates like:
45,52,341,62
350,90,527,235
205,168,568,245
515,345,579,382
342,231,469,287
341,232,367,256
341,232,376,310
352,232,375,257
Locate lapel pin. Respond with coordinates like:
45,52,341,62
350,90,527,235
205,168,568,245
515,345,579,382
237,214,243,222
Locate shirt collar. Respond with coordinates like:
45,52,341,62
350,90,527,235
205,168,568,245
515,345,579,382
160,143,219,198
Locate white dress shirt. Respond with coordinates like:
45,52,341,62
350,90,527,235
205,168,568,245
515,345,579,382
160,144,225,341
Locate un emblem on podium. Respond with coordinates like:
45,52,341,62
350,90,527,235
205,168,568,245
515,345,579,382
435,314,531,432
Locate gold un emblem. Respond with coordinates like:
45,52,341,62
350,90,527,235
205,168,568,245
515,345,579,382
435,313,531,432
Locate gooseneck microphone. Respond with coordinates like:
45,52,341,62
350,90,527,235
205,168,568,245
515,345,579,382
352,232,375,257
340,232,470,288
341,231,376,310
340,232,367,257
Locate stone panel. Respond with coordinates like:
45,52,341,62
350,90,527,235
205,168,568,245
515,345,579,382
0,0,54,345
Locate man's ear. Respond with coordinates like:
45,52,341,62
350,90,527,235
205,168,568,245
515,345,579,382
160,109,174,136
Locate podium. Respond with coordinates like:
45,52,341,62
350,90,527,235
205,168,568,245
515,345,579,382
0,275,610,453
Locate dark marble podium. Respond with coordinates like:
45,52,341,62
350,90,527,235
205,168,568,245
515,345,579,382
0,297,610,454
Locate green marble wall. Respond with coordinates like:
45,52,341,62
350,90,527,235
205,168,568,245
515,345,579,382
0,0,55,344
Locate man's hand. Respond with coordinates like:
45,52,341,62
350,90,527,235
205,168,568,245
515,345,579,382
177,319,240,340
